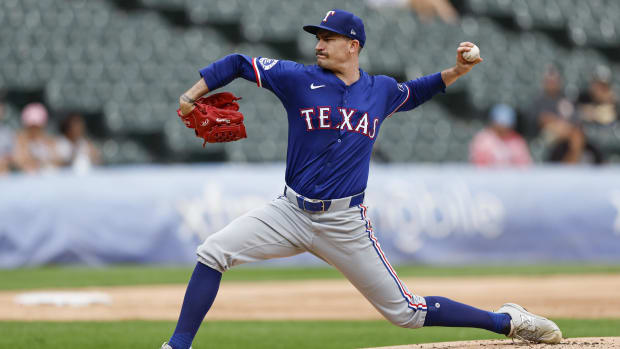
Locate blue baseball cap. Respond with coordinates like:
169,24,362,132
303,9,366,47
490,104,516,128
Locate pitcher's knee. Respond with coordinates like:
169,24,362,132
196,235,231,273
386,315,416,329
384,310,427,329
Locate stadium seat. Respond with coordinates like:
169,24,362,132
1,0,618,164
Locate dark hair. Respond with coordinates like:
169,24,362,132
59,113,83,136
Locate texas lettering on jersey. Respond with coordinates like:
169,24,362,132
199,54,446,199
299,107,378,139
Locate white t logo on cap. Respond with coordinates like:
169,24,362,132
322,10,336,22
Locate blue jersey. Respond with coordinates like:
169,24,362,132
200,54,445,200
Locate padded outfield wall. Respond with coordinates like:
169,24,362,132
1,164,619,268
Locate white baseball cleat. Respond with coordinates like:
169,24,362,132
496,303,562,344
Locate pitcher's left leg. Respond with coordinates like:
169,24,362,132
310,206,427,328
310,204,511,333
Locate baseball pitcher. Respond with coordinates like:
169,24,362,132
162,9,562,349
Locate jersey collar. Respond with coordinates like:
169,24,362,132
317,66,367,89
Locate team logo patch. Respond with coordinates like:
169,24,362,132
323,10,336,22
258,57,279,71
397,83,405,92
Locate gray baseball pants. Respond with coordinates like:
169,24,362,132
196,188,427,328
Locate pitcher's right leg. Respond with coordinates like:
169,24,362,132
197,214,305,272
167,199,308,349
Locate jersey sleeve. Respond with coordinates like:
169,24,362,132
199,54,300,101
383,72,446,118
248,57,303,103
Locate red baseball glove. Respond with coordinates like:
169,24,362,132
177,92,247,146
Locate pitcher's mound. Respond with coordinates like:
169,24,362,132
363,337,620,349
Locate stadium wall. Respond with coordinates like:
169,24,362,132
1,164,619,268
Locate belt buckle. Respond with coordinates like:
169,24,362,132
302,198,325,212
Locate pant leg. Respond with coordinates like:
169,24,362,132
197,197,311,272
309,204,427,329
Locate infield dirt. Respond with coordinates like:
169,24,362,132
364,337,620,348
1,274,619,321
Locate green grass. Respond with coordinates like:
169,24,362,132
0,319,617,349
2,266,617,348
0,264,619,290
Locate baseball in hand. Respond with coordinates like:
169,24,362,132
462,44,480,62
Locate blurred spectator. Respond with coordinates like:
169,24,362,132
469,104,532,167
0,95,14,175
13,103,62,174
367,0,459,24
56,113,101,173
528,65,576,136
577,66,617,125
529,66,603,164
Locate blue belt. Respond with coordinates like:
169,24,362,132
283,185,365,213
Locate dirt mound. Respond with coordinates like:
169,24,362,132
363,337,620,349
